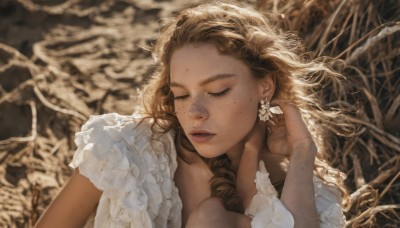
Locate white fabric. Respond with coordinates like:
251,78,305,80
245,161,346,228
245,161,295,228
70,113,346,228
314,177,347,228
70,113,182,228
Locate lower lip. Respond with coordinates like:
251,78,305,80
190,134,215,143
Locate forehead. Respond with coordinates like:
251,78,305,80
170,43,253,83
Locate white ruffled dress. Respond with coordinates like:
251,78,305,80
69,113,346,228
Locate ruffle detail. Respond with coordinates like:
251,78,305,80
245,161,295,228
246,160,346,228
69,113,182,228
314,177,346,228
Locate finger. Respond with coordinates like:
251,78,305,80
269,114,285,127
267,114,285,132
265,119,280,133
270,100,302,121
265,119,275,127
265,123,285,139
270,99,311,136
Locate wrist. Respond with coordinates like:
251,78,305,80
290,141,317,156
288,142,317,167
243,143,262,154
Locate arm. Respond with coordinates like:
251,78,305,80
236,121,265,209
35,168,102,228
267,100,319,228
280,143,319,228
174,154,213,226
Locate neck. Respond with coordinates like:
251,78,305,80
225,142,245,172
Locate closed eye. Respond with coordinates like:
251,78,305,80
209,88,231,97
173,88,231,100
173,95,189,100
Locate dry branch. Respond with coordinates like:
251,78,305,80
346,204,400,227
346,23,400,64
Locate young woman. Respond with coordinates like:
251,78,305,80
35,1,348,227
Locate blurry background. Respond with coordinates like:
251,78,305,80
0,0,399,227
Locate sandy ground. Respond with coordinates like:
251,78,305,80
0,0,199,226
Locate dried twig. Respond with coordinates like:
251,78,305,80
346,23,400,64
33,86,87,121
379,171,400,200
346,204,400,227
350,153,366,188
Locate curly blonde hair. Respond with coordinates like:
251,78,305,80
140,1,351,213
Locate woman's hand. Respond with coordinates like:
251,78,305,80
269,100,319,227
236,100,318,212
266,100,317,157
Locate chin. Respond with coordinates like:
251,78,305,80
194,146,225,159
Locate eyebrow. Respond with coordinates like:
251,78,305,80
169,73,236,88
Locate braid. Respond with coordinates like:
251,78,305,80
206,155,244,213
175,129,244,213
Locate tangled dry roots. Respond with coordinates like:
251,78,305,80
256,0,400,226
0,0,399,227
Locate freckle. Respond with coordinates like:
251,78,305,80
185,68,189,72
250,98,253,102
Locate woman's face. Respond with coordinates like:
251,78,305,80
170,43,267,158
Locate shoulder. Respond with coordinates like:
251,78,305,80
76,113,155,143
70,112,177,188
74,113,175,155
69,113,182,226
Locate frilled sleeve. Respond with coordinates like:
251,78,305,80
69,113,182,228
245,161,346,228
314,177,346,228
245,161,295,228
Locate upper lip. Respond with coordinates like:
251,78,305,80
189,130,216,135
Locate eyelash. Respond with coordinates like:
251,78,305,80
209,88,231,97
173,88,231,100
173,95,189,100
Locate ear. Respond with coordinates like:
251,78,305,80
258,75,275,101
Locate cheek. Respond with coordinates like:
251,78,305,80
233,97,258,118
240,99,258,126
223,97,258,134
231,80,260,118
174,103,186,124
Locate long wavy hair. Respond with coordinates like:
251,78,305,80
139,0,351,213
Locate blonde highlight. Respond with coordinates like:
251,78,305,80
139,1,351,212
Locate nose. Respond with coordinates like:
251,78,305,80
187,98,209,120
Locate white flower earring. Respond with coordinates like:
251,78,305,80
258,99,273,121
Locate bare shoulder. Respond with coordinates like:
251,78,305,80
35,169,102,228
